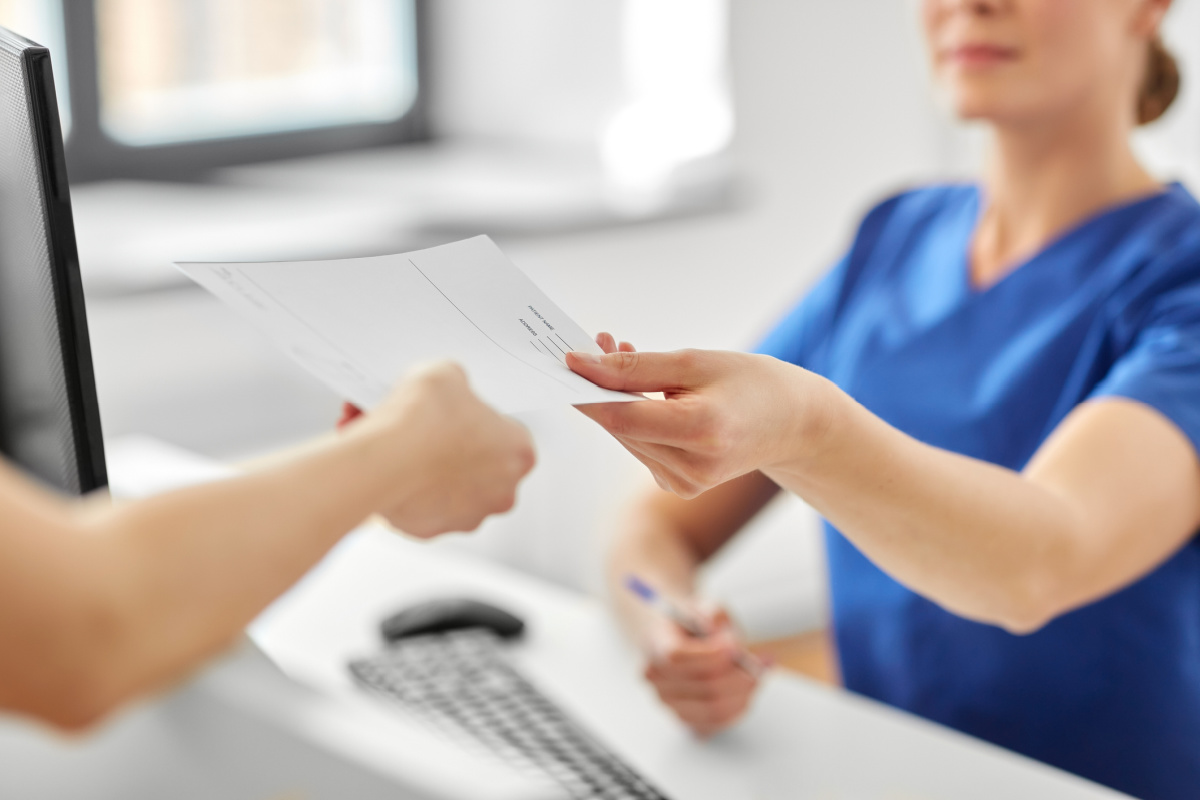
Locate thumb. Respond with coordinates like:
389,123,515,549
646,616,688,662
692,602,744,642
704,606,735,632
566,349,709,393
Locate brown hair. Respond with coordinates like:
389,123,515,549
1138,36,1181,126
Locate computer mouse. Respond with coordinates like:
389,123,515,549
380,598,526,643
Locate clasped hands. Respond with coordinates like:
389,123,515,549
339,362,536,538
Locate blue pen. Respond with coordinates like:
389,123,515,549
624,574,767,678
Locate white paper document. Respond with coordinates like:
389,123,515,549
177,236,639,414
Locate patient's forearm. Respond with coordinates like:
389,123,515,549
46,420,410,728
0,362,533,730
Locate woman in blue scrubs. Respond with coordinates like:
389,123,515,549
568,1,1200,798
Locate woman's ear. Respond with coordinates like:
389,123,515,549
1131,0,1172,38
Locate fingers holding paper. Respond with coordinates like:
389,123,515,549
567,346,834,498
594,331,637,356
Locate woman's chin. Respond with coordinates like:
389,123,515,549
941,88,1049,127
942,94,1021,125
951,105,997,123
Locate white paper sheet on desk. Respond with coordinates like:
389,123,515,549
176,236,639,414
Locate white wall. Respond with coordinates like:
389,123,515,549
427,0,625,146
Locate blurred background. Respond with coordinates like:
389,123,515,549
2,0,1200,644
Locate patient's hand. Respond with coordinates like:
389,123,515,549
340,362,536,538
643,606,761,737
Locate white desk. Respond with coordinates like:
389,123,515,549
250,523,1131,800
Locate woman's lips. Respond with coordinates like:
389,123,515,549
942,44,1020,68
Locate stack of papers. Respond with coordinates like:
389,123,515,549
177,236,639,414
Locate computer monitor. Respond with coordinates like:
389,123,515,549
0,26,106,494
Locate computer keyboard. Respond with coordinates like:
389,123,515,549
349,629,672,800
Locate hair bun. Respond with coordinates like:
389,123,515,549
1138,36,1181,126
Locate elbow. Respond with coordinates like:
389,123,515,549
35,680,125,734
990,504,1106,635
995,608,1054,636
6,525,169,733
18,588,143,733
972,527,1091,636
989,577,1070,636
10,650,134,734
938,564,1070,634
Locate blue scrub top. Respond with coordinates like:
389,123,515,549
757,183,1200,800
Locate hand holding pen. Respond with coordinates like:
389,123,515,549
624,575,770,737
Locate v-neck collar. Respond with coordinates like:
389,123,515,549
958,182,1177,299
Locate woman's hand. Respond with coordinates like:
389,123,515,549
341,362,536,537
567,340,837,498
641,605,761,737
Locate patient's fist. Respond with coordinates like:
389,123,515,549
371,362,536,537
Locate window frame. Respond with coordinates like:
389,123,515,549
60,0,429,183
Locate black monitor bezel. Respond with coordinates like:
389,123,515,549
2,30,107,493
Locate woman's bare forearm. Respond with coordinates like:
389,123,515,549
766,387,1200,632
767,397,1075,630
569,350,1200,634
607,473,779,647
608,497,706,648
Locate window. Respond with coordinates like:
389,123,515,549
0,0,425,181
0,0,70,131
96,0,418,146
603,0,733,197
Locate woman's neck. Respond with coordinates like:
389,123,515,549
970,108,1162,290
